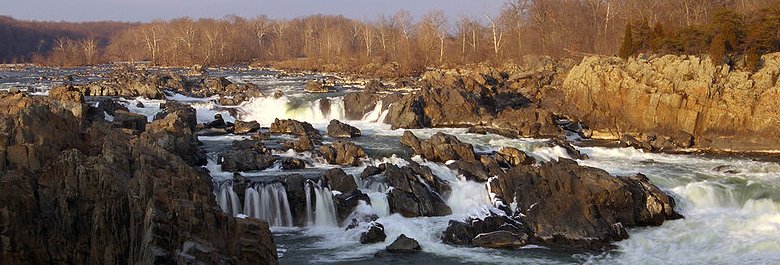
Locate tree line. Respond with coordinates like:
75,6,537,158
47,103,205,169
3,0,780,74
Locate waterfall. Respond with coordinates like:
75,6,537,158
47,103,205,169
239,96,345,125
243,183,294,227
305,181,314,226
217,182,241,216
360,100,391,124
304,181,338,227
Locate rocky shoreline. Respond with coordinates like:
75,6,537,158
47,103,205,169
1,52,777,263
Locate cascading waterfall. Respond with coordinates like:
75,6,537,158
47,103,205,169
243,183,294,227
217,182,241,216
361,100,390,123
239,96,346,125
304,180,339,227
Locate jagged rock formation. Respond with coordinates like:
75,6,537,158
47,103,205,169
0,91,277,264
556,54,780,152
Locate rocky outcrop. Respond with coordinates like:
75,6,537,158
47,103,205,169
322,168,358,193
0,92,277,264
333,189,371,223
327,119,361,138
441,212,529,247
270,118,320,137
319,140,366,166
384,164,451,217
233,120,261,134
487,158,682,250
112,110,147,131
400,131,477,162
557,54,780,152
496,147,535,166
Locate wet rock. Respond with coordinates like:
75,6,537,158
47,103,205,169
48,85,87,119
472,231,528,249
283,134,318,152
270,118,320,137
548,138,587,160
319,140,366,166
276,175,308,226
304,80,330,93
384,164,451,217
280,157,306,170
496,147,535,167
488,158,682,250
220,150,276,172
344,90,384,120
441,213,529,247
386,234,421,253
360,165,383,179
385,95,426,129
360,222,387,244
234,120,261,134
327,119,361,138
322,168,358,193
400,131,477,162
333,189,371,223
447,160,493,182
112,110,147,131
206,113,228,128
618,174,684,226
94,98,128,116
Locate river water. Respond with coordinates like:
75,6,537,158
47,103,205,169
2,66,779,264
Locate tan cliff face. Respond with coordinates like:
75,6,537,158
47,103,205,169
559,53,780,152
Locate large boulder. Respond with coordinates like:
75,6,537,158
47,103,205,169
270,118,320,137
327,119,361,138
233,120,262,134
333,189,371,223
322,168,358,193
441,212,529,247
319,141,366,166
384,164,451,217
487,158,682,250
400,131,477,163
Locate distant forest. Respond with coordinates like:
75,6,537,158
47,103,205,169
2,0,780,74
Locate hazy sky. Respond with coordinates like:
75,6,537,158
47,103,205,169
0,0,502,22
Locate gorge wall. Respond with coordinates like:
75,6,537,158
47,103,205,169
555,54,780,152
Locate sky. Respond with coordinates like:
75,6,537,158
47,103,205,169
0,0,502,22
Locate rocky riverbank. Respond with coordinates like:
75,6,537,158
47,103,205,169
0,89,277,264
343,53,780,155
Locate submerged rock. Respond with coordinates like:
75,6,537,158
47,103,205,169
472,231,528,249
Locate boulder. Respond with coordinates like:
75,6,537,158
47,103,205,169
343,90,383,120
333,189,371,223
112,110,147,131
94,98,128,116
384,164,451,217
220,150,276,172
441,212,528,246
319,141,366,166
234,120,261,134
270,118,320,137
386,234,421,253
400,131,477,162
280,157,306,170
327,119,361,138
206,113,228,128
283,134,318,152
276,175,308,226
496,147,535,167
487,158,682,250
322,168,358,193
304,80,330,93
360,222,387,244
360,165,383,179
